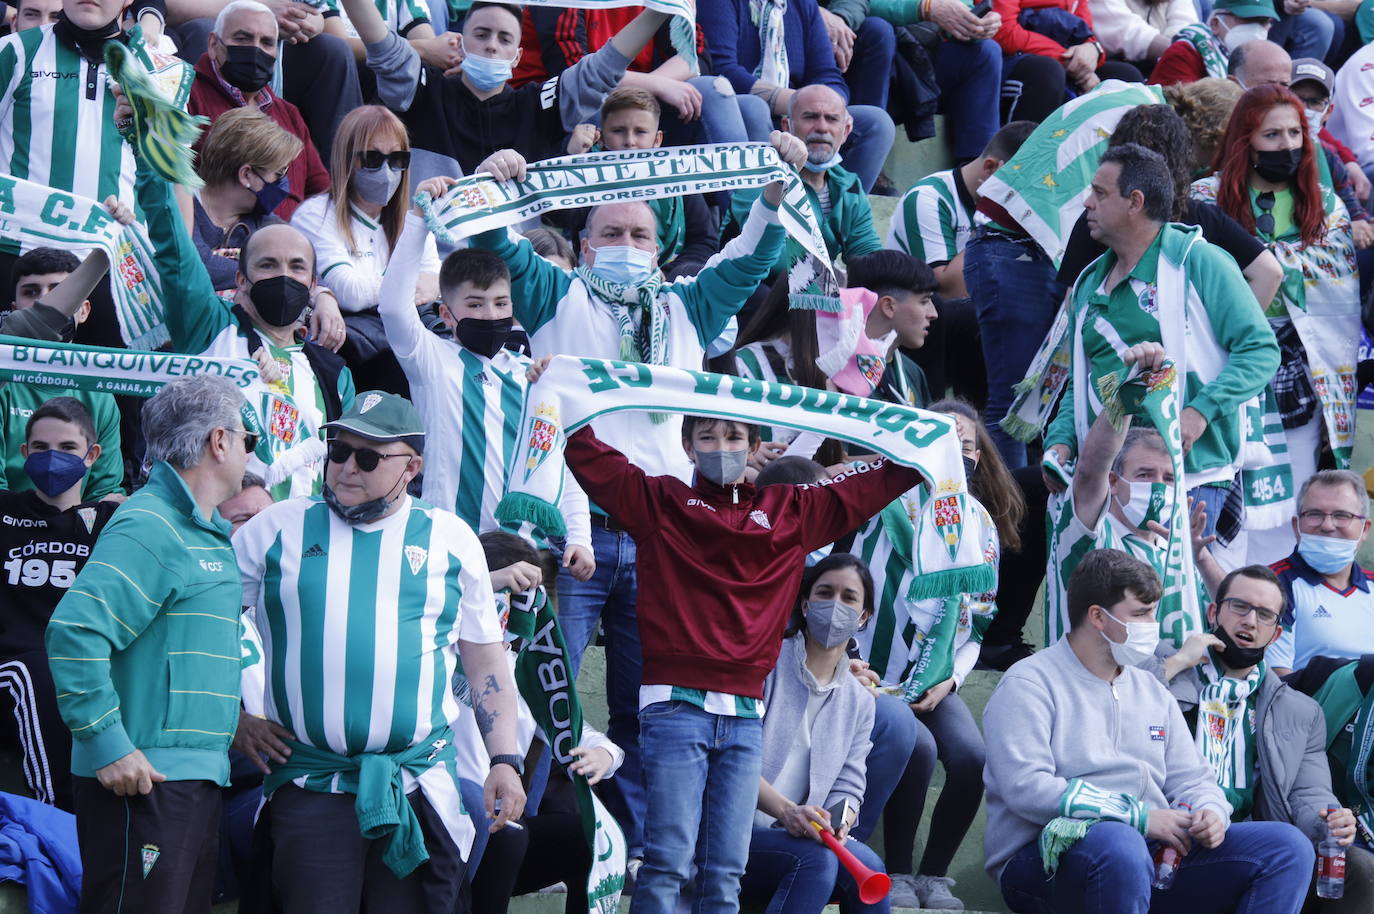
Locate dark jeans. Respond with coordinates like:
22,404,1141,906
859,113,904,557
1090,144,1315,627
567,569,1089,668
553,525,645,854
741,826,891,914
1001,54,1144,123
999,820,1314,914
852,692,920,843
0,652,72,811
882,693,984,877
965,227,1066,468
470,812,590,914
911,295,986,406
846,17,897,109
981,465,1049,649
257,783,468,914
74,776,221,914
934,38,1004,161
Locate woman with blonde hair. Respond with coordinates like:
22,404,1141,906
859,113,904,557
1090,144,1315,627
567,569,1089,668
194,107,303,290
292,105,440,389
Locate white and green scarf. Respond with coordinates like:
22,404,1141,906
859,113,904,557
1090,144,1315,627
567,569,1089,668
0,334,311,473
1192,177,1360,468
975,80,1165,268
415,143,839,311
0,174,168,350
512,589,626,914
1195,656,1263,817
1040,778,1149,873
1173,23,1228,79
750,0,789,87
496,355,996,599
106,35,205,189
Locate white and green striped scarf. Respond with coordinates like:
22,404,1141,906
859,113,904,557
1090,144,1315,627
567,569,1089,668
1040,778,1149,873
497,355,996,599
573,264,668,365
1195,656,1263,816
750,0,789,87
0,175,167,350
415,143,839,312
1173,23,1228,80
105,37,205,190
975,80,1165,268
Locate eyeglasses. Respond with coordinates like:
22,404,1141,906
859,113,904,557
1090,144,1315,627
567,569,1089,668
1218,597,1281,627
1298,508,1367,531
1255,191,1276,237
357,149,411,170
221,427,259,454
327,440,409,472
1294,94,1330,113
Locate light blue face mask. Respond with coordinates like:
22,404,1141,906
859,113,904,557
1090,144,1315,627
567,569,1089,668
461,50,514,91
802,150,843,173
706,315,739,358
591,244,657,286
806,542,834,567
1298,532,1360,575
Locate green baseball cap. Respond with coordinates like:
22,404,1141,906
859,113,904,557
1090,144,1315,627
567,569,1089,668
1213,0,1279,21
322,391,426,452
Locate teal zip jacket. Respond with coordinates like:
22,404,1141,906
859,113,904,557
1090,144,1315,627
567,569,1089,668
47,461,241,784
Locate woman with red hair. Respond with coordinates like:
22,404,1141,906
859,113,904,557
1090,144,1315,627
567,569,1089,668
1193,84,1360,566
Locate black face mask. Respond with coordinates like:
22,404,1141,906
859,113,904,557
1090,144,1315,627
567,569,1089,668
453,316,513,358
1253,147,1303,184
962,455,977,480
220,44,276,94
1211,622,1267,670
249,274,311,327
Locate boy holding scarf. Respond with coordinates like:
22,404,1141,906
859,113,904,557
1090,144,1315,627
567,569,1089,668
1149,565,1370,908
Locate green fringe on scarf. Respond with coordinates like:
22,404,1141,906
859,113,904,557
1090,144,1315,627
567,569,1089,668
905,561,998,602
105,41,207,189
495,492,567,538
1039,817,1096,874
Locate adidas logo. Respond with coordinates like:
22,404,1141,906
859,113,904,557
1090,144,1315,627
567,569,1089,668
1313,605,1332,619
302,543,326,558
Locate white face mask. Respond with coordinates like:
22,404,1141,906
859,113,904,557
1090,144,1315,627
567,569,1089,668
1221,20,1268,53
1115,480,1174,531
1305,107,1325,139
1099,608,1160,667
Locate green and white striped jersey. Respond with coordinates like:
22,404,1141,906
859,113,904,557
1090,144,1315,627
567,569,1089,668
885,169,975,267
639,685,763,719
733,339,795,445
1044,489,1165,645
234,494,504,760
325,0,430,38
0,25,193,216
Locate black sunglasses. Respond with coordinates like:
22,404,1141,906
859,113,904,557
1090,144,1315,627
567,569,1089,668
1255,191,1276,238
218,428,258,454
327,440,409,472
357,149,411,170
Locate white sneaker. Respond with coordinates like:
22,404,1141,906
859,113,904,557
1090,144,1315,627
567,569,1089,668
913,874,965,910
887,872,920,908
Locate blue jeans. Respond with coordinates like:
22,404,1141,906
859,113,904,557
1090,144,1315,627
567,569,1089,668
852,692,920,843
999,819,1314,914
1268,8,1336,61
460,777,489,872
841,105,897,193
965,226,1066,468
934,38,1003,160
631,701,763,914
692,75,773,144
846,17,897,109
741,826,892,914
554,525,645,854
1188,483,1229,542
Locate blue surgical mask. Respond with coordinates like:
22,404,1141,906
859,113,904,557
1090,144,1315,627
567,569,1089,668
461,50,514,91
591,244,657,287
694,448,749,486
706,315,739,358
24,449,89,498
803,150,843,173
1298,532,1360,575
806,542,834,567
252,171,290,214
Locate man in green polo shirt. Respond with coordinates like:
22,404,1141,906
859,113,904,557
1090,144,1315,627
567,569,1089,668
1043,144,1278,526
47,374,252,913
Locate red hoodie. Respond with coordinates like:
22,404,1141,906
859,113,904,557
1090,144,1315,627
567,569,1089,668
565,426,924,700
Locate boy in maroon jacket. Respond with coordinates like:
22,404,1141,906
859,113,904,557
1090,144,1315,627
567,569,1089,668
564,416,923,913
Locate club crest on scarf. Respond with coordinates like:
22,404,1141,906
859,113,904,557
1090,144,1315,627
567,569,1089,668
523,403,561,481
933,481,964,560
269,395,300,445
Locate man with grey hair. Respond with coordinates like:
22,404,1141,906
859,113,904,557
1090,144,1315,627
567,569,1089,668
187,0,329,220
1044,143,1279,547
1269,469,1374,676
47,374,252,912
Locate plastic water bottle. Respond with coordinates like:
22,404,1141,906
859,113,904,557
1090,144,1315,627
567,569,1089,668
1151,801,1191,890
1317,805,1347,899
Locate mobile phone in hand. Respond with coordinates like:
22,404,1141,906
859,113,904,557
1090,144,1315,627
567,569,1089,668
827,798,853,835
971,0,992,15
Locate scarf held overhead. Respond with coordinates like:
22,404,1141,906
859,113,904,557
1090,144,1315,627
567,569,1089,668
415,143,838,308
512,588,627,914
496,355,995,600
0,175,168,350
